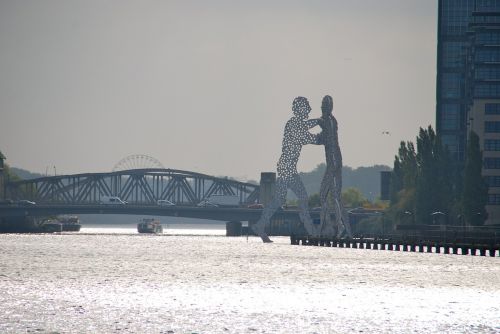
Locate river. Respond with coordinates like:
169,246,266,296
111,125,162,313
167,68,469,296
0,223,499,333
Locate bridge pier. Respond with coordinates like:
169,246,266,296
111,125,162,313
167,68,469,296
226,221,242,236
0,216,39,233
259,172,276,206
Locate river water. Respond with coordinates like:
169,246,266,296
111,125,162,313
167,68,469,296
0,224,499,334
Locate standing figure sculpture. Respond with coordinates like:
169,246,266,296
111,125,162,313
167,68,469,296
318,95,352,238
252,96,321,243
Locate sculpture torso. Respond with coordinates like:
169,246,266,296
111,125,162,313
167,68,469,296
321,114,342,172
277,116,317,179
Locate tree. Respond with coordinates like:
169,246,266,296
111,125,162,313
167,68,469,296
414,126,454,225
308,193,321,207
342,187,367,208
462,131,488,226
390,141,417,206
387,126,455,227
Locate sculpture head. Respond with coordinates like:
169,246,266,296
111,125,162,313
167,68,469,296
321,95,333,117
292,96,311,118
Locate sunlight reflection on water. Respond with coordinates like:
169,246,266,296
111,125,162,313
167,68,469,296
0,228,498,333
81,223,226,236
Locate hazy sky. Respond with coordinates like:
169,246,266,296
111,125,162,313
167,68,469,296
0,0,437,181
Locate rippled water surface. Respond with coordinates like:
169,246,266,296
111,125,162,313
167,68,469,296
0,228,499,333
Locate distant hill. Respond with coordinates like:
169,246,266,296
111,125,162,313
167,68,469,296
298,163,391,201
10,167,45,180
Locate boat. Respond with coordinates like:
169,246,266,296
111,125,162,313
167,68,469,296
40,219,63,233
57,215,81,232
137,218,163,234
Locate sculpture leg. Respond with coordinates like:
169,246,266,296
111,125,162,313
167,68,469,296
320,204,336,237
252,177,287,243
333,191,352,238
320,181,336,237
290,174,315,236
340,207,353,238
333,199,344,237
324,177,342,237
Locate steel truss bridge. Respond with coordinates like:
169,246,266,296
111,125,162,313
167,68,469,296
5,168,260,206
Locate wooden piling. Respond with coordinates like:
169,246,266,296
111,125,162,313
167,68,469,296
480,248,486,256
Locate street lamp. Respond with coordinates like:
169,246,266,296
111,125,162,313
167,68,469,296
431,211,445,225
403,210,413,224
0,151,5,199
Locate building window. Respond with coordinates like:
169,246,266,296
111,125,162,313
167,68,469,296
485,139,500,151
476,0,500,12
485,121,500,132
441,0,475,35
441,134,459,153
441,104,460,130
441,73,461,98
442,42,466,68
475,84,500,98
475,67,500,80
484,157,500,168
476,49,500,62
476,31,500,44
485,175,500,187
485,103,500,114
487,194,500,205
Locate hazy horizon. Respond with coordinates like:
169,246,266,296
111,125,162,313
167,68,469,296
0,1,437,181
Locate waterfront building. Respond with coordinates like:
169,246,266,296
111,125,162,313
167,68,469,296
437,0,500,224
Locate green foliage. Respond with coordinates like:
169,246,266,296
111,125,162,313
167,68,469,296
4,165,22,182
299,163,391,202
390,141,417,205
414,126,454,225
342,187,368,208
308,193,321,207
0,159,25,199
462,131,488,226
388,126,488,227
355,216,383,235
388,126,456,226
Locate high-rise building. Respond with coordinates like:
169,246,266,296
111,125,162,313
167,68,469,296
437,0,500,224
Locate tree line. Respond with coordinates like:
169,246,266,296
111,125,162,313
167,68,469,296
387,126,488,227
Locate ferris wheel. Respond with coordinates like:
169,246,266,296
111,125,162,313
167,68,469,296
112,154,165,172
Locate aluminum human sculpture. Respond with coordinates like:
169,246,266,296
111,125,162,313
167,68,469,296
252,96,321,243
317,95,352,238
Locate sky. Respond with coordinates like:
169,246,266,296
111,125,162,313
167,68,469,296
0,0,437,181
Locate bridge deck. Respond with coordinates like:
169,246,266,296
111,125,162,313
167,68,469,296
0,204,318,222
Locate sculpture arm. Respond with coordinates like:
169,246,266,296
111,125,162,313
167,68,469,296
316,131,325,145
303,118,323,145
304,132,322,145
305,118,321,129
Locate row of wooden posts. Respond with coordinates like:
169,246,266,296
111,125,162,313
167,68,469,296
290,235,500,257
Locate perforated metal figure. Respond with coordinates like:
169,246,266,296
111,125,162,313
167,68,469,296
252,96,321,243
318,95,352,238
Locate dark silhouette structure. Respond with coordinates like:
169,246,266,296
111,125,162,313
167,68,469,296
252,97,321,242
318,95,352,238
